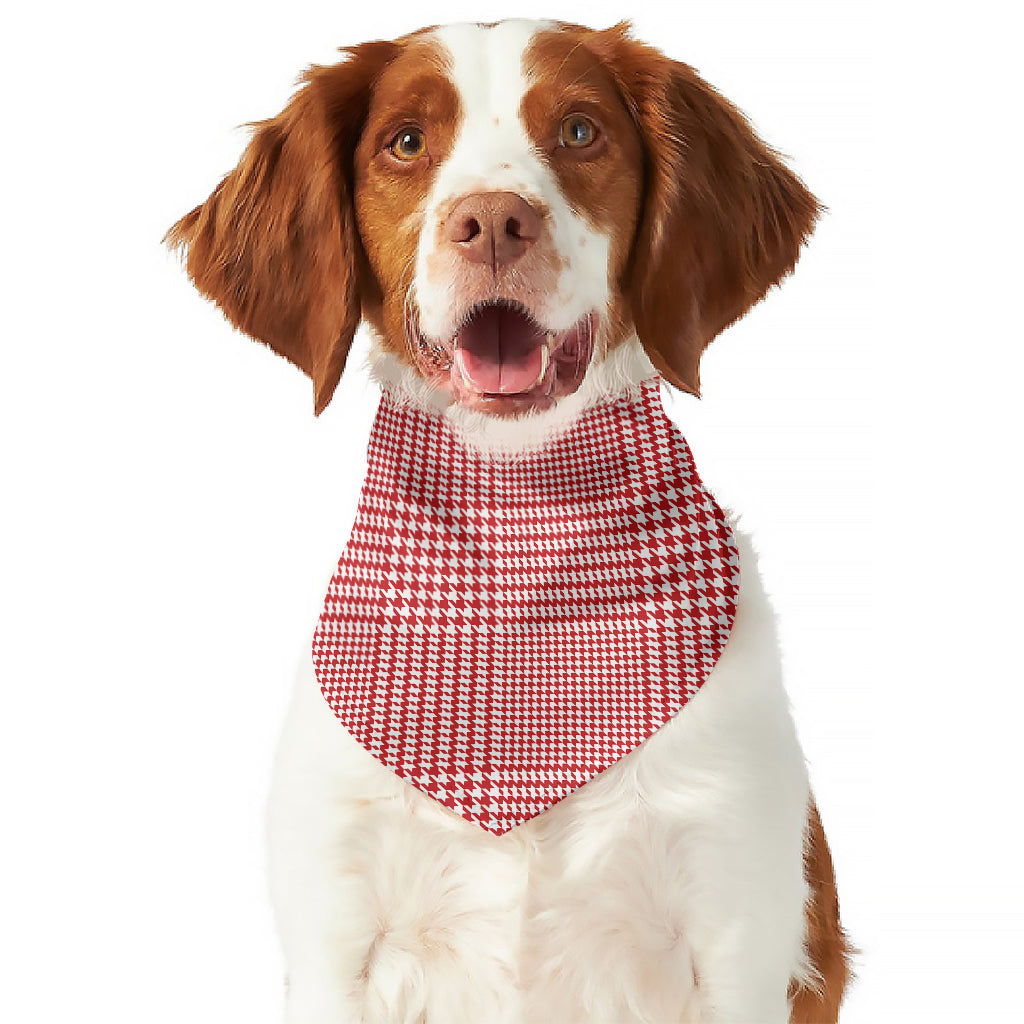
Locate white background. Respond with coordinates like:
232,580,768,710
1,1,1020,1020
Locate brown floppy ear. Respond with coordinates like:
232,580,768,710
589,25,820,394
165,41,398,414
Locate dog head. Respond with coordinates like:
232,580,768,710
168,19,818,442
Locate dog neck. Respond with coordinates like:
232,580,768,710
368,377,672,497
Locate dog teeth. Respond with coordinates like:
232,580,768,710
536,337,551,386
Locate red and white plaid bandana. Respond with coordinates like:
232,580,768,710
313,380,739,834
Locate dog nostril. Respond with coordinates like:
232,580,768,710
506,216,521,238
463,217,481,242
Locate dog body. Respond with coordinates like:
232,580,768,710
169,19,849,1022
269,505,812,1023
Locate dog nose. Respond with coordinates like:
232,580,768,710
445,191,542,269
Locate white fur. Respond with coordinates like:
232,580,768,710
414,20,613,344
267,19,816,1023
269,525,812,1023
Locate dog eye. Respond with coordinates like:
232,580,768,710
559,114,598,149
389,126,427,162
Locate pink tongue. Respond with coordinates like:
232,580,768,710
455,305,547,394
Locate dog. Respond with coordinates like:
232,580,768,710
167,18,851,1023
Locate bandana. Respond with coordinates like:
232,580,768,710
312,379,739,835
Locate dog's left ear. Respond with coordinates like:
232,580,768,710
165,41,398,414
588,24,821,395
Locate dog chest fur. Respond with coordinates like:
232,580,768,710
268,521,813,1022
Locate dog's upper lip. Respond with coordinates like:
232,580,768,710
423,299,556,348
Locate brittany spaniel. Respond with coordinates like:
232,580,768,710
168,18,851,1023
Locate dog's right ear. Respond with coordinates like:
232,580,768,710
585,23,820,397
165,41,398,414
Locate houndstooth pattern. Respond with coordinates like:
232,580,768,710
312,380,740,834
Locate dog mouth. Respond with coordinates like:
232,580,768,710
411,300,594,415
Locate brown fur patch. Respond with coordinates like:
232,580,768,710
165,40,402,414
521,29,645,355
790,800,854,1023
352,38,462,360
575,22,821,395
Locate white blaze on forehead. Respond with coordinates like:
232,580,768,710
429,19,552,194
415,19,612,341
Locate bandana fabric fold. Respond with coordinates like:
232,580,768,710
312,380,739,834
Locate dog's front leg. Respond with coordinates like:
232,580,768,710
268,654,529,1024
518,529,814,1024
267,658,385,1023
656,532,815,1024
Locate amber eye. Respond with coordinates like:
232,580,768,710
389,126,427,162
559,114,598,149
